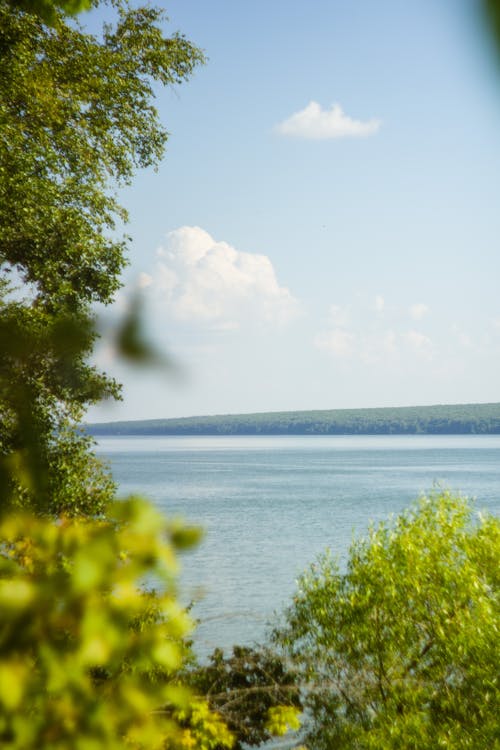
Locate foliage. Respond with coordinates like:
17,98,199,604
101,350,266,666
45,424,117,516
275,492,500,750
5,0,91,25
0,496,235,749
86,402,500,436
176,699,234,750
0,1,293,748
0,297,117,516
0,0,203,313
265,705,301,738
188,645,302,749
484,0,500,63
0,0,204,515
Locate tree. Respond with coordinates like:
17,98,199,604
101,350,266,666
275,492,500,750
0,0,204,515
0,3,304,745
0,298,118,514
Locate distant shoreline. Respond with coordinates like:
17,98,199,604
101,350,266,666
86,402,500,436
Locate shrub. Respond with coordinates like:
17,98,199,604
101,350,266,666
275,492,500,750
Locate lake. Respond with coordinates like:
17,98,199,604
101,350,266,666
95,435,500,654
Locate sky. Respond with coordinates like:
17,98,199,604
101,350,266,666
88,0,500,422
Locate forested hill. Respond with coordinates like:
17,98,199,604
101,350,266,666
87,403,500,436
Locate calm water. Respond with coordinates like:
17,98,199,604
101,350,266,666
95,435,500,653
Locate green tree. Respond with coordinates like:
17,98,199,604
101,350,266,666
275,492,500,750
0,298,117,514
0,0,204,515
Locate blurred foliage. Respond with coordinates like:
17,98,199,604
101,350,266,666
5,0,91,24
484,0,500,62
0,496,236,749
187,645,302,749
275,492,500,750
0,1,235,747
0,295,118,516
114,293,178,374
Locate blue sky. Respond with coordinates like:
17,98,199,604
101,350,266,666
89,0,500,421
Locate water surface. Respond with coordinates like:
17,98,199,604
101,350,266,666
96,435,500,652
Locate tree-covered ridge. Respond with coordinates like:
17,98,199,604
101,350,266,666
87,402,500,435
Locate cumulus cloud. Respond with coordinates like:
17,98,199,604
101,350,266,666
152,226,299,328
275,101,381,140
409,303,429,321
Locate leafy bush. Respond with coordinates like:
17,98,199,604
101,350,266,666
275,492,500,750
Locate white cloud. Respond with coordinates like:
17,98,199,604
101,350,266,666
328,304,350,327
451,324,472,348
137,272,153,289
315,325,400,362
458,332,472,348
315,294,439,362
382,330,397,354
152,226,299,327
404,330,432,354
276,101,381,140
409,303,429,321
314,328,354,357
